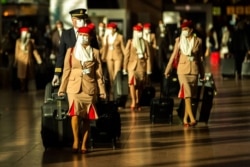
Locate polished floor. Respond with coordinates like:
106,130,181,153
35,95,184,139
1,64,250,167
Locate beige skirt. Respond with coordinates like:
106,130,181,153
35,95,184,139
128,59,147,87
178,74,198,98
67,92,97,118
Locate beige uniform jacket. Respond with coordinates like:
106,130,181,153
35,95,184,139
123,39,152,74
102,33,125,61
14,38,42,79
145,33,157,50
164,36,204,77
58,47,106,96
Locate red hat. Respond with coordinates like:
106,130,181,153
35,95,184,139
78,26,91,34
143,23,151,29
107,22,117,29
181,20,193,28
133,25,143,32
87,23,95,30
20,27,29,32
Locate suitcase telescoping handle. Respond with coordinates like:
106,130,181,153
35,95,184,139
163,70,176,99
52,93,68,121
52,93,67,141
196,73,217,121
198,73,217,95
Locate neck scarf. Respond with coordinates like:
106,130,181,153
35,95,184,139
74,41,93,65
143,32,150,42
179,35,194,56
133,38,145,57
108,32,117,45
20,38,29,51
132,31,145,58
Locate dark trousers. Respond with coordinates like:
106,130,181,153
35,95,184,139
234,51,246,77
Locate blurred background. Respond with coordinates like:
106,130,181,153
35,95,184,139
0,0,250,90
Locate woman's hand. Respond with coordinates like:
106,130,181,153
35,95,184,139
99,93,106,99
58,92,65,97
164,73,170,78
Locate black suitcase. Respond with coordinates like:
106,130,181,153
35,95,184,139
90,100,121,149
241,54,250,78
177,73,216,124
102,62,111,95
162,70,180,97
113,70,129,108
41,83,73,149
150,97,174,124
139,85,156,106
196,73,216,124
150,76,174,124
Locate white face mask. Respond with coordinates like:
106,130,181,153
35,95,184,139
21,31,28,39
137,32,143,38
181,30,189,37
99,27,104,31
144,29,150,34
78,35,89,45
106,29,112,35
76,19,85,28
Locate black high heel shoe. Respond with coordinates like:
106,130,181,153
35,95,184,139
72,142,79,153
80,149,89,154
72,148,78,153
130,104,136,111
136,103,141,111
183,123,189,127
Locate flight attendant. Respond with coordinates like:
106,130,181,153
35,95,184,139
14,27,42,92
164,20,204,127
52,8,99,86
102,22,125,97
58,26,106,153
123,25,152,110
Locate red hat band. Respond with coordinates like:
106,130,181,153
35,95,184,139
143,23,151,29
107,22,117,29
181,20,193,28
133,25,143,32
20,27,29,32
78,26,91,34
87,23,95,30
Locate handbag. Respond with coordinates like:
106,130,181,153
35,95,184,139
172,51,180,69
172,40,180,69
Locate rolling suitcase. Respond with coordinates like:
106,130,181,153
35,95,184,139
113,70,129,108
177,73,216,124
162,70,179,97
196,73,217,124
90,100,121,149
241,54,250,78
150,76,174,124
139,85,156,106
41,83,73,149
220,55,235,79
